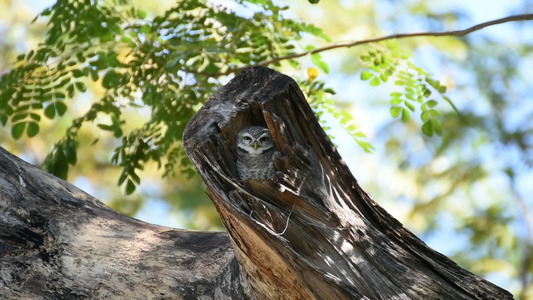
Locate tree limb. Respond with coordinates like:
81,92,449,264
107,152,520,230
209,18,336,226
0,146,251,299
193,14,533,77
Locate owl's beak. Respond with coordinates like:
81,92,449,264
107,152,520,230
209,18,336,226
253,142,258,150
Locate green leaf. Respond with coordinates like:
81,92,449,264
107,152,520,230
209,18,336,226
101,31,115,43
67,84,75,98
390,98,402,105
360,71,374,81
428,109,441,117
103,70,119,88
139,24,152,34
421,111,431,122
55,101,67,116
137,9,148,19
324,88,336,94
121,36,132,43
55,92,66,100
44,104,56,119
125,178,136,195
311,53,329,74
130,171,141,184
404,101,415,112
72,69,83,78
75,82,87,92
360,55,371,62
12,113,28,122
29,113,40,121
432,118,443,135
300,23,331,42
426,100,438,108
346,124,356,131
401,108,410,122
90,68,99,81
405,93,415,101
27,122,39,137
97,124,113,131
0,114,7,126
390,106,402,118
118,171,127,186
422,121,434,136
356,140,375,153
370,77,381,86
11,122,26,139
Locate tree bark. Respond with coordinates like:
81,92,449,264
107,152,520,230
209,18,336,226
0,147,250,299
183,66,514,300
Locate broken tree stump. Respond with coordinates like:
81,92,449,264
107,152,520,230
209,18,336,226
183,66,513,300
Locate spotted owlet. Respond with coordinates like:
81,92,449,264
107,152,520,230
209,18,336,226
236,126,278,181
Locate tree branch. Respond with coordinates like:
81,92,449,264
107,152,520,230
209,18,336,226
259,13,533,66
193,14,533,77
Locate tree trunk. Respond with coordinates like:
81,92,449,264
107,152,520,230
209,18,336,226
0,147,250,299
183,66,514,300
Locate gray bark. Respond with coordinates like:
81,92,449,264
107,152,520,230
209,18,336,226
183,66,514,300
0,147,250,299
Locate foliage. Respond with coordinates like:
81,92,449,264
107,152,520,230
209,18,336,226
301,74,374,153
0,1,531,297
0,0,336,194
359,41,453,137
0,0,455,194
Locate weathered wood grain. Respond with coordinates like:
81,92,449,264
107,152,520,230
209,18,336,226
0,147,250,299
183,66,514,300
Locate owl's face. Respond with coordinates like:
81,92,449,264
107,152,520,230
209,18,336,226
236,126,274,157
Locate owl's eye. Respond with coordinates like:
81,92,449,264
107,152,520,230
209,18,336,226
243,136,251,141
260,136,269,142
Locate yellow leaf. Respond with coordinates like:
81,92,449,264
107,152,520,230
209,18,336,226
307,67,319,81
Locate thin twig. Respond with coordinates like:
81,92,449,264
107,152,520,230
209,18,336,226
191,14,533,77
509,173,533,300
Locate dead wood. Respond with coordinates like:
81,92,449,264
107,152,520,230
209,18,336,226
183,66,514,300
0,147,250,299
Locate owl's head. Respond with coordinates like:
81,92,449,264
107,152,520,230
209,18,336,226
236,126,274,156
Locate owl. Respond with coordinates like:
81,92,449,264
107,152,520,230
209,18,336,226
236,126,278,181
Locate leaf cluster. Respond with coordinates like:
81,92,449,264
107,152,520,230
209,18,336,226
359,41,453,137
0,0,331,194
300,77,374,153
